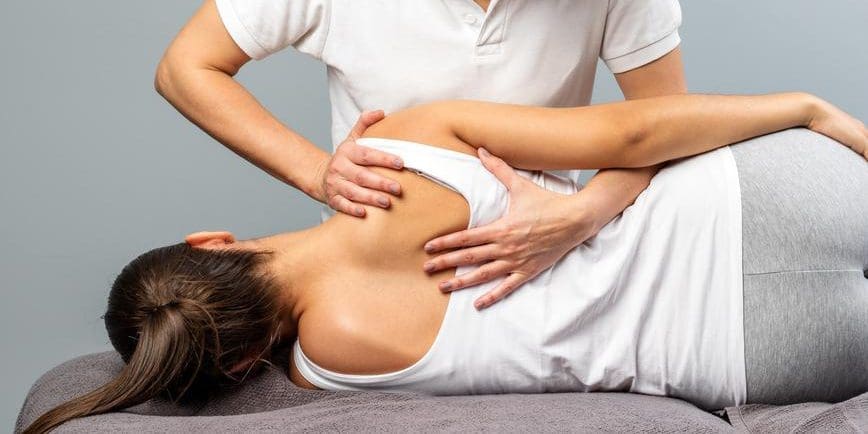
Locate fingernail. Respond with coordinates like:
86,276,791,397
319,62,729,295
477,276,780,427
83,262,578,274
377,197,389,207
355,207,365,216
424,243,434,253
474,299,485,310
390,183,401,194
393,158,404,169
423,262,435,272
479,147,490,157
439,282,452,291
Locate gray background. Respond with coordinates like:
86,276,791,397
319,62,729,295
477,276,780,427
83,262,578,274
1,0,866,430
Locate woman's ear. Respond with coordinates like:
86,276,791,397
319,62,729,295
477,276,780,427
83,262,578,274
185,231,236,248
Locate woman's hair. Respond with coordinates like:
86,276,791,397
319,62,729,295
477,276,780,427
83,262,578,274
23,242,284,434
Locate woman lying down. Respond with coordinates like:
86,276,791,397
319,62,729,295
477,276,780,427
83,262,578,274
25,92,868,433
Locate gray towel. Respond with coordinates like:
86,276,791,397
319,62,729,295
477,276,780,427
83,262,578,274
725,395,868,433
16,351,868,433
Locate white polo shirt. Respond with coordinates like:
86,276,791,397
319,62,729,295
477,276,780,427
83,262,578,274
215,0,682,215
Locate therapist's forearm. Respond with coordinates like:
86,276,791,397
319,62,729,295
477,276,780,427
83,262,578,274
573,47,684,233
155,61,329,200
565,165,660,233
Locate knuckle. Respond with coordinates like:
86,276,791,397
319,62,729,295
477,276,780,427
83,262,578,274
502,244,517,256
463,253,475,262
447,255,463,266
376,153,392,166
365,191,380,204
340,158,356,171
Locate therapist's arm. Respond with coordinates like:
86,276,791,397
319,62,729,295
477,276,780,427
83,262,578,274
538,48,685,280
154,0,402,215
555,48,688,271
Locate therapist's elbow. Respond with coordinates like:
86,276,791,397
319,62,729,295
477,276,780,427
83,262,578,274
154,58,172,98
153,50,196,100
154,52,189,101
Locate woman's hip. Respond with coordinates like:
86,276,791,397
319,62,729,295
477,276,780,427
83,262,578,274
731,128,868,404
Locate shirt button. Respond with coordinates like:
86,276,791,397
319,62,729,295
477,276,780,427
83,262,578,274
463,14,479,25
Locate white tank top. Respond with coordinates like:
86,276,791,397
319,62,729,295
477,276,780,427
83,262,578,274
294,138,746,410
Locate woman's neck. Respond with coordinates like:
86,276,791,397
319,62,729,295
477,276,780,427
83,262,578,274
251,224,340,336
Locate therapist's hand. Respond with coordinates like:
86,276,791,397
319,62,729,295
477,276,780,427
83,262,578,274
423,148,600,310
317,110,405,217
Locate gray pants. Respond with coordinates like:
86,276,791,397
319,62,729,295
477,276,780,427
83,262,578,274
731,128,868,405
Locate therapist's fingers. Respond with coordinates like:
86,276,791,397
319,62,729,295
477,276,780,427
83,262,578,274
438,260,512,293
474,272,530,310
423,244,500,274
423,225,501,253
347,110,386,140
478,147,522,190
327,193,366,218
348,141,405,171
334,178,391,210
344,162,402,197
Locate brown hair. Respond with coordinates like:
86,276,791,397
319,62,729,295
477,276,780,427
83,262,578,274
23,242,284,434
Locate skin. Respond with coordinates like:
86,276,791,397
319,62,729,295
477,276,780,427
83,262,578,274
184,95,867,388
154,0,687,307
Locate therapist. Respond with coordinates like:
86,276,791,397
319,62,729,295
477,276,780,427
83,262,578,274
155,0,686,309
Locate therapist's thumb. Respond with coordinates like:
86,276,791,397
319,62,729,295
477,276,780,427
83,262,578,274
348,110,386,139
478,147,520,190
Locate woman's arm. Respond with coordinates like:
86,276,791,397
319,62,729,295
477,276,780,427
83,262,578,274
372,90,865,310
426,93,866,169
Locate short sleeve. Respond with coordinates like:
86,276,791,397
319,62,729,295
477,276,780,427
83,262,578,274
601,0,682,74
214,0,331,60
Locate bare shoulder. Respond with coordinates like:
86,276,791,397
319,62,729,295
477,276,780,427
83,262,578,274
288,345,320,390
326,102,473,271
295,289,447,375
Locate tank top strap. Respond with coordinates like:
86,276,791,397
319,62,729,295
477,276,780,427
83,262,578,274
356,137,509,227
